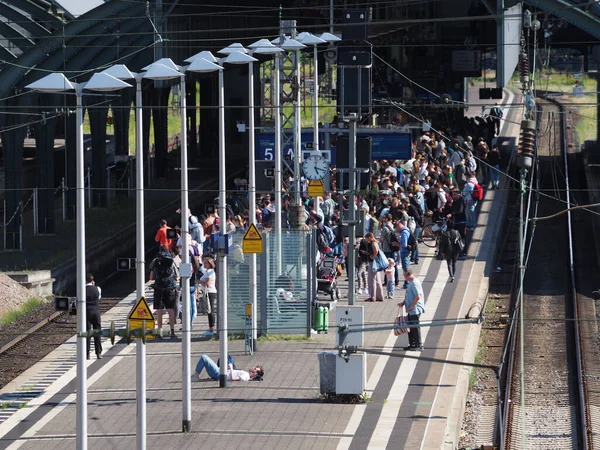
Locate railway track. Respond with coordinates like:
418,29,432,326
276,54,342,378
503,99,600,449
0,297,122,390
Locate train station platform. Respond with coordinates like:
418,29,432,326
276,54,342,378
0,102,520,450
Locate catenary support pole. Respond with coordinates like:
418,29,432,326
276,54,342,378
248,60,258,350
347,114,358,306
75,83,88,450
134,73,147,450
313,44,319,150
293,47,302,204
274,52,283,269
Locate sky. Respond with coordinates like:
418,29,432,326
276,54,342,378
53,0,106,18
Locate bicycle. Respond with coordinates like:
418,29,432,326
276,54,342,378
421,217,448,248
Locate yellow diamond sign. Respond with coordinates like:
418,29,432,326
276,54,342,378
128,296,155,340
242,223,263,254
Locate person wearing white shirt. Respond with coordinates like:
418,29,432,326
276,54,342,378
199,257,217,333
191,354,264,382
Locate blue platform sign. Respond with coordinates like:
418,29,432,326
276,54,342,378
255,130,412,162
255,132,317,161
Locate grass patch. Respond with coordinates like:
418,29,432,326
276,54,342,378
470,333,488,388
0,297,44,326
258,334,314,342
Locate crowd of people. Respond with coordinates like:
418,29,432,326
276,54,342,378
148,123,502,353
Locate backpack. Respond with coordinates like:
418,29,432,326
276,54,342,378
387,227,400,249
444,192,454,208
407,229,418,251
316,227,329,249
407,216,416,233
471,182,484,201
401,227,418,251
440,231,453,255
452,230,465,252
154,256,175,289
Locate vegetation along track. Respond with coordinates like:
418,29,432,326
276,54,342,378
0,297,122,390
504,98,599,449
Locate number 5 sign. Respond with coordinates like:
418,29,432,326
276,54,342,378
255,132,311,161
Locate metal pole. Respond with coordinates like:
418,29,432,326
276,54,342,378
518,170,526,450
330,0,334,33
313,44,319,150
106,167,110,204
62,178,66,222
274,54,283,269
75,84,88,450
294,48,301,204
134,74,147,450
3,200,6,249
33,188,38,235
19,203,22,251
218,68,229,388
248,60,258,350
348,115,357,306
180,75,192,430
87,167,91,208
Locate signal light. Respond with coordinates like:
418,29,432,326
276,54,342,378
117,258,136,271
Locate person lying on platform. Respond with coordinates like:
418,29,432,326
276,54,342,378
191,354,264,382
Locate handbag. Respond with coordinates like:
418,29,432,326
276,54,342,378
394,307,409,336
199,288,211,315
371,250,388,273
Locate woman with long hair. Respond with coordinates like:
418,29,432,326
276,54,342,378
364,232,385,302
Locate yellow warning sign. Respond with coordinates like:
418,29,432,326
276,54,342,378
307,179,324,198
243,223,262,241
128,296,155,321
242,223,263,254
128,296,155,341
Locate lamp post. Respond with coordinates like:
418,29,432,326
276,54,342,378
26,72,131,450
141,58,194,430
184,54,230,386
217,45,259,349
103,60,188,444
297,33,326,150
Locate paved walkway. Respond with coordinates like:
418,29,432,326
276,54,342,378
0,95,520,450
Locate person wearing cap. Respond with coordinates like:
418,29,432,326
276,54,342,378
199,256,217,334
464,136,474,153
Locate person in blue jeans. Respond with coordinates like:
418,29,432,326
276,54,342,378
398,269,425,351
394,220,412,289
487,145,502,189
191,354,264,382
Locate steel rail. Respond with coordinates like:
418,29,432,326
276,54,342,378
0,310,64,355
561,102,590,450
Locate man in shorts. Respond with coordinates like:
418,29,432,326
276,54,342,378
149,244,178,338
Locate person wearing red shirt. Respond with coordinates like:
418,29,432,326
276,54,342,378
155,219,173,252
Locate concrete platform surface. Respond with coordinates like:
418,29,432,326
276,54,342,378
0,105,519,450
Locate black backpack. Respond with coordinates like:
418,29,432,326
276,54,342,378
407,229,418,251
316,227,329,249
154,256,175,289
